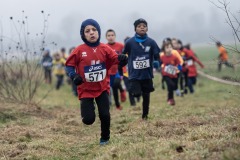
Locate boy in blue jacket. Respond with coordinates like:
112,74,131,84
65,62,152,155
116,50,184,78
122,18,160,120
41,49,53,84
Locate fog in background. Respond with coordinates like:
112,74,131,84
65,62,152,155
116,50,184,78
0,0,240,51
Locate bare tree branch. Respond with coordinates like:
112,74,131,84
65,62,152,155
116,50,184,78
0,11,52,105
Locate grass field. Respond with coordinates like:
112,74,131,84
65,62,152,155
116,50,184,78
0,46,240,160
193,45,240,82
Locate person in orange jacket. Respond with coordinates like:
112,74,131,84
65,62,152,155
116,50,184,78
216,41,234,71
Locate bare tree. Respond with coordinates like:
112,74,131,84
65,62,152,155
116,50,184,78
209,0,240,60
0,11,55,105
208,0,240,98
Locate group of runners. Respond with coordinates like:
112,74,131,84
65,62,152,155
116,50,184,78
41,18,234,145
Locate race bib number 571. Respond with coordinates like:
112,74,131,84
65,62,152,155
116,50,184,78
84,63,106,82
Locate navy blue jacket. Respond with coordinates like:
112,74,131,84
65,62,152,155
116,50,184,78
123,36,160,80
41,55,53,70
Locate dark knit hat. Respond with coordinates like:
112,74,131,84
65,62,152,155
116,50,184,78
216,41,222,46
134,18,148,30
80,19,101,47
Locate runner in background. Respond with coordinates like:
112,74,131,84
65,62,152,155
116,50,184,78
177,39,189,95
53,52,66,90
41,49,53,84
184,44,204,93
216,41,234,72
171,38,184,96
122,36,140,107
160,38,183,90
160,41,181,105
60,47,68,60
106,29,126,110
68,47,78,97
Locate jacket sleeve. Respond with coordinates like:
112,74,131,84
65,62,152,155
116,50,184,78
192,55,204,68
152,40,161,61
65,66,76,79
122,41,129,55
65,48,78,78
106,46,119,70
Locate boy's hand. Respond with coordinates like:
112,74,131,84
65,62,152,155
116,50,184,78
118,54,128,67
72,74,84,86
153,61,159,69
177,65,182,71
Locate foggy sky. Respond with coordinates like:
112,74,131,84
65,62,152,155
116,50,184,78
1,0,240,50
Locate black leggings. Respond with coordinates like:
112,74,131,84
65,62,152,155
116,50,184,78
123,76,137,106
188,77,197,93
183,71,188,89
112,78,124,107
179,72,183,91
218,60,234,71
129,79,154,119
164,76,178,100
56,75,64,90
44,69,52,83
80,91,110,141
178,70,188,92
142,92,150,119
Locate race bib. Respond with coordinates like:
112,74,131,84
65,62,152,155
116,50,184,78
42,62,52,67
164,65,176,75
187,59,193,66
133,56,150,69
56,64,63,69
84,63,106,82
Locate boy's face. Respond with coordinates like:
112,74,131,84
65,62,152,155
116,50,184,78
177,42,182,50
164,44,173,55
172,40,178,50
106,31,116,44
136,23,148,36
84,25,99,43
55,54,60,60
43,51,49,56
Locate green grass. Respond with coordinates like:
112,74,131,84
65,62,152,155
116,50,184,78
193,45,240,82
0,46,240,159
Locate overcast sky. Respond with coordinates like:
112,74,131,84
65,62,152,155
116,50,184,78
1,0,240,50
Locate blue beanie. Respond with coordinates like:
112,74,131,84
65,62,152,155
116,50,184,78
80,19,101,47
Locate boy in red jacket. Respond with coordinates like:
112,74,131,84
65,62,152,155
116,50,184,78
105,29,126,110
65,19,127,145
183,44,204,93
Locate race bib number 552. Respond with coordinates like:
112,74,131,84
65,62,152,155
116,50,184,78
84,63,106,82
164,65,176,75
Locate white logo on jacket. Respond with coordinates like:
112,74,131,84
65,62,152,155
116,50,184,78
82,52,87,57
145,46,151,52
